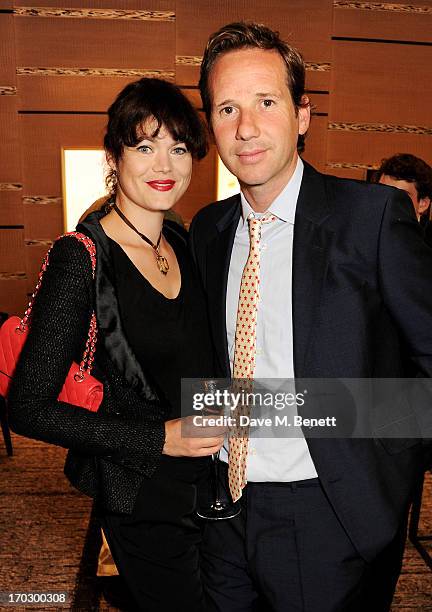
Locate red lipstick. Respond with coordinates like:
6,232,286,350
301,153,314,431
146,180,175,191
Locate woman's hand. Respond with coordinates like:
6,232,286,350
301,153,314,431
162,416,226,457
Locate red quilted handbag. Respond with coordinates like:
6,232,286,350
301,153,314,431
0,232,103,412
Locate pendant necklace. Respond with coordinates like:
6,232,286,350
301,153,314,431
112,204,169,275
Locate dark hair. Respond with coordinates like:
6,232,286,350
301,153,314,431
376,153,432,201
199,21,309,152
104,78,208,192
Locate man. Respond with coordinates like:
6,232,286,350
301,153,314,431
376,153,432,247
189,22,432,612
376,153,432,223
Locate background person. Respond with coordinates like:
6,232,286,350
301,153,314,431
376,153,432,222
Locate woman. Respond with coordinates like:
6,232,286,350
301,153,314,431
8,78,223,610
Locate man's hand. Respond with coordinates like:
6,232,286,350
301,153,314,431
162,416,226,457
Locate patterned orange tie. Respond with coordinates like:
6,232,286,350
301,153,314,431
228,212,276,502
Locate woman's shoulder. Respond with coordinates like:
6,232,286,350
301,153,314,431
47,233,95,278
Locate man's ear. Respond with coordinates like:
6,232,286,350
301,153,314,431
298,95,311,136
418,196,431,216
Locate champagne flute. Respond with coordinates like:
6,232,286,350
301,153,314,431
195,380,241,520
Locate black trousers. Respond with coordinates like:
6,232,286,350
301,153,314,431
200,467,407,612
100,458,209,612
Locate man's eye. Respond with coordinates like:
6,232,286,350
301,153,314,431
221,106,235,116
262,99,275,108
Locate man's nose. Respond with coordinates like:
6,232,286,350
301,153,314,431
235,110,260,141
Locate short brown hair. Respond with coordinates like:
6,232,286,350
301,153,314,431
376,153,432,201
199,21,309,152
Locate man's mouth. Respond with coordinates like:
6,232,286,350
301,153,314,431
237,149,266,163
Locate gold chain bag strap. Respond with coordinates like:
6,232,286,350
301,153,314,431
0,232,103,411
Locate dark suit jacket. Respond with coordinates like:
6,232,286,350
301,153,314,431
189,161,432,560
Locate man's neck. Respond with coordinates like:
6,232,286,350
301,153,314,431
240,155,299,212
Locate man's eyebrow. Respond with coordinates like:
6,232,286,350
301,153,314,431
255,91,279,97
215,99,235,109
215,92,280,108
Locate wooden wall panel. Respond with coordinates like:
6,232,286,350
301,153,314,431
330,41,432,125
0,190,23,225
18,75,139,112
15,18,175,71
325,165,366,180
0,96,21,181
327,131,432,169
0,228,25,272
0,14,16,82
0,279,28,316
14,1,174,8
302,115,328,174
175,0,332,88
24,201,63,240
309,92,329,115
19,114,107,195
333,2,432,43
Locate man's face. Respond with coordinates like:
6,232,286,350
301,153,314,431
208,48,310,210
379,175,430,221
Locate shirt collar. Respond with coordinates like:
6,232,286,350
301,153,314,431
240,156,304,226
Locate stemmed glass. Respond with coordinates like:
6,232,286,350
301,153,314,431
195,380,241,520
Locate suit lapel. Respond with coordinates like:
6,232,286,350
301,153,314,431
292,163,333,377
206,197,241,376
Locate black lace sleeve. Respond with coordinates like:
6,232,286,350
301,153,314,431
8,237,165,473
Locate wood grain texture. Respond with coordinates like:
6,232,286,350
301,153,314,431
24,200,63,240
15,17,175,71
18,74,171,112
0,14,16,83
14,0,174,7
302,115,328,174
0,228,25,273
14,7,174,21
176,0,332,56
0,278,28,315
325,165,366,180
0,96,21,182
330,41,432,125
327,130,432,169
175,0,332,88
334,2,432,43
0,190,23,225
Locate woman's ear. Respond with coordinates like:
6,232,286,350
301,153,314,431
106,152,117,172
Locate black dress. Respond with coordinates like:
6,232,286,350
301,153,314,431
101,225,214,612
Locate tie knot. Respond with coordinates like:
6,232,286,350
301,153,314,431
247,212,276,245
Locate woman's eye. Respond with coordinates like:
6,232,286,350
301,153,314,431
137,145,152,153
172,146,188,155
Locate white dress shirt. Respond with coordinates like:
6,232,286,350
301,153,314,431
221,157,318,482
